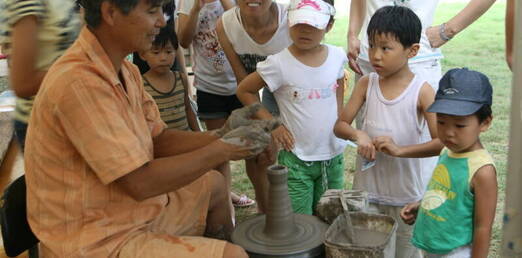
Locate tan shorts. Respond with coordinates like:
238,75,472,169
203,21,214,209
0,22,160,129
118,171,227,258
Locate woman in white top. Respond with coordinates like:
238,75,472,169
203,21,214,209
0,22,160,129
216,0,292,213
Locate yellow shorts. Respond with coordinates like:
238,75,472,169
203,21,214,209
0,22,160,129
118,171,227,258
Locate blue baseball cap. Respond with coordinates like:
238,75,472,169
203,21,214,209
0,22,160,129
427,68,492,116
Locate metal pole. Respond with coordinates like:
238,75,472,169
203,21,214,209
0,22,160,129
502,0,522,255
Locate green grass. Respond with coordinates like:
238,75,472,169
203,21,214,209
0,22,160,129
232,2,510,256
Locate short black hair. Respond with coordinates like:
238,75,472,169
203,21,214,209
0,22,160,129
474,104,492,123
78,0,166,28
152,20,178,49
367,6,421,48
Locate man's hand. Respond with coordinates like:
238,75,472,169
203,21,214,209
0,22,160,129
213,103,263,137
347,36,362,75
400,202,421,225
220,118,280,160
256,140,278,167
272,124,294,151
373,136,403,157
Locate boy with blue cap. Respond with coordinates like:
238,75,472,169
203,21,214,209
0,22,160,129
401,68,498,258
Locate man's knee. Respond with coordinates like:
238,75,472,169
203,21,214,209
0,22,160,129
223,243,248,258
207,170,227,198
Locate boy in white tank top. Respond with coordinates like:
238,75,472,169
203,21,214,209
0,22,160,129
334,6,444,258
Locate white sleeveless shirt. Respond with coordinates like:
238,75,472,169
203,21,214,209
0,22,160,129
353,73,438,206
221,3,292,74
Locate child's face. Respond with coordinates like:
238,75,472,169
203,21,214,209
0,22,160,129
143,42,176,73
368,33,418,78
289,23,329,50
436,113,492,153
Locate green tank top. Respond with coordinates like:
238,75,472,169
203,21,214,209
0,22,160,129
412,148,494,254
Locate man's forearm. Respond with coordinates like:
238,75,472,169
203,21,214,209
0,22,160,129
118,140,231,201
153,129,218,158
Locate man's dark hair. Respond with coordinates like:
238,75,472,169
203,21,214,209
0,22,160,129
152,20,178,49
367,6,421,48
474,104,492,123
78,0,166,28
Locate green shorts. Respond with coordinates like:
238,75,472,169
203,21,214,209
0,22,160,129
278,151,345,215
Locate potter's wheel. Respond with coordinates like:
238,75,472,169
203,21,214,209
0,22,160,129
231,165,329,257
232,213,328,257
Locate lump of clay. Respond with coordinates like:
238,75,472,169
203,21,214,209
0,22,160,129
316,189,368,224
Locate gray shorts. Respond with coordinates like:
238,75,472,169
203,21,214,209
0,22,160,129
261,87,280,116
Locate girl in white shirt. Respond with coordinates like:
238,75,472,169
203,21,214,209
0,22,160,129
236,0,347,215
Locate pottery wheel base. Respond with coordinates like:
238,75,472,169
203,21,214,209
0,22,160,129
232,214,328,257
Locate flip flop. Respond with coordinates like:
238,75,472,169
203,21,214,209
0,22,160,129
233,194,256,208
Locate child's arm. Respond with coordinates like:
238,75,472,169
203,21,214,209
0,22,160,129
400,201,421,225
373,83,444,158
9,15,47,98
219,0,235,10
181,71,201,131
471,164,497,258
236,72,294,150
334,76,375,160
216,17,249,83
177,0,204,48
336,77,345,117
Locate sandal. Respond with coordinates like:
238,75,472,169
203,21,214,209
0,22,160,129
232,194,255,208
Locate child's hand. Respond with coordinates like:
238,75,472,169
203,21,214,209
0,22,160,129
373,136,403,157
355,131,375,160
272,124,294,151
400,202,421,225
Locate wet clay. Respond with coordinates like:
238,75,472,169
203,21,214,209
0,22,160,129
335,228,389,246
232,165,329,257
